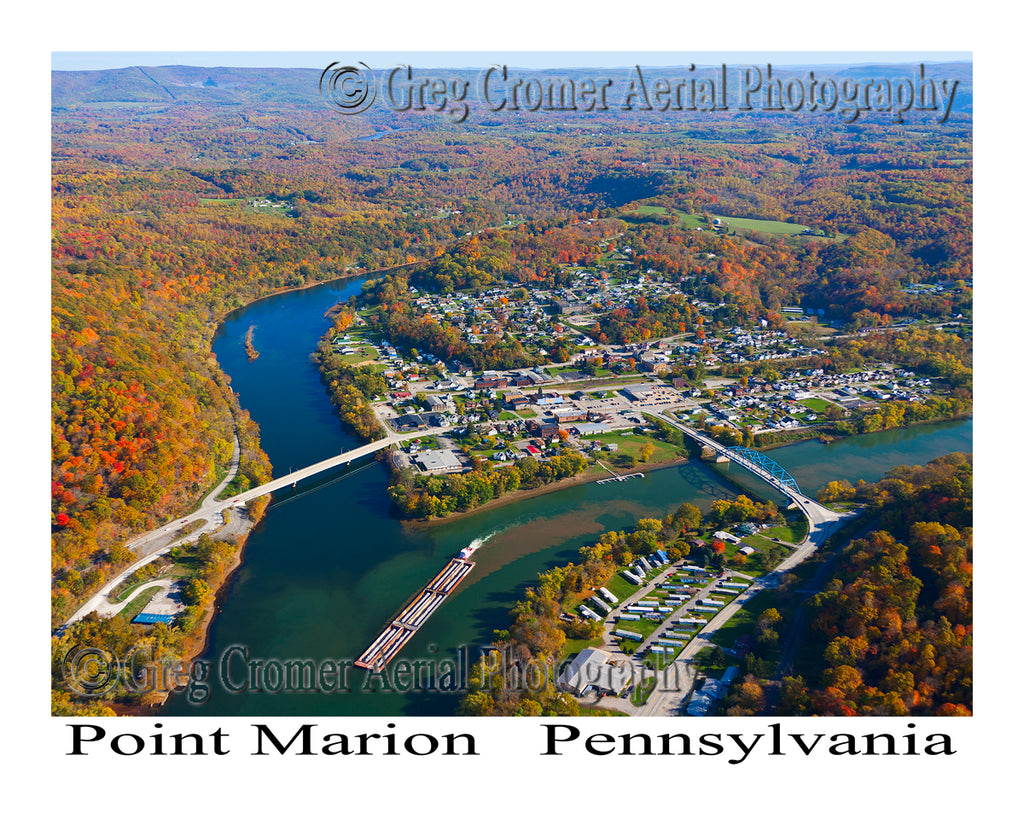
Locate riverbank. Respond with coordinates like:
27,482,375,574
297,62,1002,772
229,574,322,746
164,512,258,705
107,504,263,714
753,411,973,452
400,413,975,530
402,453,696,529
221,256,435,319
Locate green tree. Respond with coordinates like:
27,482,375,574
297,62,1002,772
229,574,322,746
181,578,210,607
674,502,702,533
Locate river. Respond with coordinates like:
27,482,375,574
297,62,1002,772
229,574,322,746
162,275,972,716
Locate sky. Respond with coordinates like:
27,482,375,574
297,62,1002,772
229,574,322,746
51,51,972,72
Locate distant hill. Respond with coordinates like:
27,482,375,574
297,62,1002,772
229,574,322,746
52,61,972,117
52,65,324,107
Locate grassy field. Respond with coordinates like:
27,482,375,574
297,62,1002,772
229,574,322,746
786,319,838,338
713,214,850,242
588,430,686,467
333,345,379,366
714,214,809,235
626,204,849,241
799,397,834,413
706,589,786,672
604,573,639,603
559,635,604,664
741,533,780,552
764,514,808,543
706,606,757,653
628,205,704,230
111,572,167,604
735,536,794,575
628,205,808,235
116,586,164,623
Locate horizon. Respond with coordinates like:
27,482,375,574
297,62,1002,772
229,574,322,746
51,51,973,72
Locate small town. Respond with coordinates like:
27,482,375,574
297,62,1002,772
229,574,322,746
325,258,957,481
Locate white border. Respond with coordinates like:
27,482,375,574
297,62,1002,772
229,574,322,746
17,0,1010,811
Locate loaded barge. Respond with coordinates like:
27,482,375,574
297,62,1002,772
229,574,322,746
354,542,480,670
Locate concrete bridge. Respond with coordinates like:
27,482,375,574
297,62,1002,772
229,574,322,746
223,424,457,506
230,437,394,504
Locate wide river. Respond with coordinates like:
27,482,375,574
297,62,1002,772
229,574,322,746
163,275,972,716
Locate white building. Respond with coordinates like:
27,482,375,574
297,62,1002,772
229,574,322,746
556,647,632,696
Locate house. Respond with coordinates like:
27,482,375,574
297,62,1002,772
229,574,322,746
552,298,585,315
392,414,427,432
504,391,530,410
527,420,559,439
571,422,611,436
475,377,508,390
551,407,588,425
686,666,740,715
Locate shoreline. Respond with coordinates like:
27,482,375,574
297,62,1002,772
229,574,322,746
398,412,974,530
219,254,435,322
753,411,973,452
401,453,696,530
109,507,263,716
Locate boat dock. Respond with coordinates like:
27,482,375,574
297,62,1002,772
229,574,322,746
354,554,476,670
595,460,645,485
596,472,644,485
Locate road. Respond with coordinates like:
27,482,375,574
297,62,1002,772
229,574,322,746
58,424,451,631
597,561,732,716
92,578,176,619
